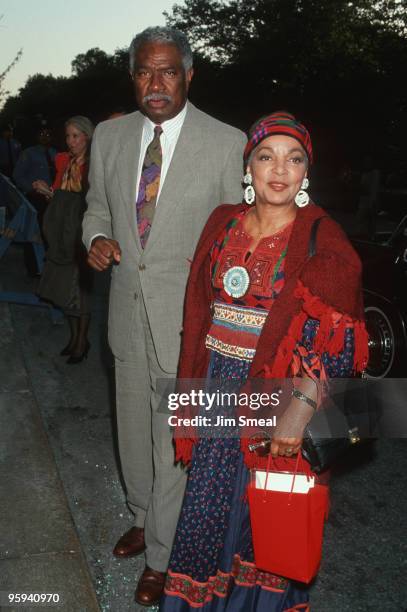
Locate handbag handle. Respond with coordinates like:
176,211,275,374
263,450,309,505
288,452,303,505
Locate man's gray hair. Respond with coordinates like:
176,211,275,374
129,26,193,73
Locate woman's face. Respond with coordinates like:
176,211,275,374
247,134,308,208
65,124,88,157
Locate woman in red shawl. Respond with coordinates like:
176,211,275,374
160,112,368,611
33,116,94,364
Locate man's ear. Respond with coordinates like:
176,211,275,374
186,68,194,90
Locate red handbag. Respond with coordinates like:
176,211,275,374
247,452,329,583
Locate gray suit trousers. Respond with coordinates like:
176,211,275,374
115,294,186,572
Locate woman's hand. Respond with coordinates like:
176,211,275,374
32,180,53,198
270,404,311,457
270,377,317,457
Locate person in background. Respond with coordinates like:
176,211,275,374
13,127,57,275
33,116,94,364
83,26,245,607
14,127,57,199
0,123,21,178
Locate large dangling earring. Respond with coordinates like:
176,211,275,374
295,177,310,207
243,172,255,205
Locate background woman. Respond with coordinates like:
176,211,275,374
161,112,368,611
33,115,94,364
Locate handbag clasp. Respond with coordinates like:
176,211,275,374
348,427,361,444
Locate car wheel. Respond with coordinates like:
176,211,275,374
364,297,407,378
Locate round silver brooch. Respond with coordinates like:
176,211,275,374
223,266,250,298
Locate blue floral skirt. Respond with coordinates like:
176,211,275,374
160,352,309,612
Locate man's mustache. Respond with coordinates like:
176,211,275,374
143,93,172,103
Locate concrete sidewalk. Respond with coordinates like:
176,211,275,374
1,242,407,612
0,298,100,612
0,245,151,612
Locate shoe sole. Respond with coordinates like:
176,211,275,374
112,547,146,558
134,593,162,607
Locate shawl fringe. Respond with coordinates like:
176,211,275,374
175,437,196,466
266,281,369,378
173,205,369,469
240,281,369,469
178,280,369,468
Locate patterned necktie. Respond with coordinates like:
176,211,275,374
136,125,163,248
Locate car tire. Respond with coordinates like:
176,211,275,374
363,294,407,378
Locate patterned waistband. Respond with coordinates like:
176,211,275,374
205,301,267,362
205,336,256,361
211,301,268,330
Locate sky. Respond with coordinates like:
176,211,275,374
1,0,176,98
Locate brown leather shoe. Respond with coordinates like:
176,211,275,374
135,566,166,606
113,526,145,558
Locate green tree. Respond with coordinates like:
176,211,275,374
0,15,22,106
71,48,112,76
165,0,407,162
0,47,134,144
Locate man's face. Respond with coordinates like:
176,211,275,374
38,129,52,147
131,42,193,124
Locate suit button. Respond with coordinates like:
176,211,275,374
138,263,146,271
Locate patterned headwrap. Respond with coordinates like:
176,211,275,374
244,111,313,165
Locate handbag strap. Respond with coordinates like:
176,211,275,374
289,452,302,495
308,216,327,258
288,452,306,505
264,448,274,493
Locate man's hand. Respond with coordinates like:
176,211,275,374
87,237,121,271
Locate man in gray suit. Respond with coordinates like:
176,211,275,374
83,26,245,605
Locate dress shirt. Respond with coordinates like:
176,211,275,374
89,103,188,249
136,102,188,203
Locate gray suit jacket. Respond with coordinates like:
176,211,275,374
83,102,246,372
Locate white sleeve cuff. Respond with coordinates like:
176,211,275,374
88,233,108,251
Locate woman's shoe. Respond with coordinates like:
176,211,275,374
66,342,90,365
60,344,73,356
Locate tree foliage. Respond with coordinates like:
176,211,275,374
0,15,23,106
0,47,133,145
166,0,407,64
1,0,406,167
165,0,407,165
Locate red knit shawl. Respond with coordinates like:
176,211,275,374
175,202,369,466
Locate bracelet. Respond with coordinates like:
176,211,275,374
291,388,317,411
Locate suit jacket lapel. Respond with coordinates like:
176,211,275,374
116,112,144,251
143,103,203,253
